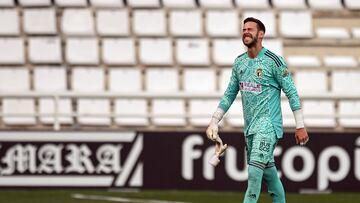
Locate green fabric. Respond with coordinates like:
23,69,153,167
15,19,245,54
218,47,301,138
263,165,286,203
243,164,264,203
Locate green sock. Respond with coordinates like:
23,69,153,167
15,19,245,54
263,165,286,203
243,163,264,203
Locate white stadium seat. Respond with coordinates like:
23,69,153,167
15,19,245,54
19,0,51,6
332,71,360,95
23,8,57,35
219,68,232,92
338,101,360,128
62,9,94,36
77,99,110,125
212,39,245,66
0,0,14,6
189,99,219,126
169,10,203,37
146,68,179,92
279,11,313,38
235,0,270,9
34,66,72,124
295,71,328,95
102,38,136,65
55,0,87,7
323,56,358,67
303,100,336,128
206,10,239,37
66,38,99,65
28,37,62,64
352,27,360,38
263,39,283,56
127,0,160,8
0,38,24,64
176,39,210,66
281,101,295,127
0,68,29,92
109,68,142,92
0,9,19,35
243,11,277,38
96,9,129,36
72,67,104,92
272,0,307,9
183,68,216,93
133,10,166,36
152,99,186,126
286,55,321,67
198,0,233,8
163,0,196,8
344,0,360,9
316,27,351,39
90,0,124,7
115,99,148,126
308,0,343,10
139,38,173,65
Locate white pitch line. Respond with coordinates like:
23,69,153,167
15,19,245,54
72,193,190,203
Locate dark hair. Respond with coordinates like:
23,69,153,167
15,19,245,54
243,17,266,33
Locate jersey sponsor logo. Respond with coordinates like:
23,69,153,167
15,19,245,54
240,82,262,93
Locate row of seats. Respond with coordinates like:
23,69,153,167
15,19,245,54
1,0,359,10
1,8,359,39
1,37,360,67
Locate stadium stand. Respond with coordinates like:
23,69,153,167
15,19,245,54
0,0,359,131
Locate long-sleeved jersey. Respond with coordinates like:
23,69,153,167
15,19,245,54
218,47,301,138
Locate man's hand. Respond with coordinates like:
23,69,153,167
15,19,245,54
295,128,309,145
215,139,228,157
206,122,218,141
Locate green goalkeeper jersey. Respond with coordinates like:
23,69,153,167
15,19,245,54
219,47,301,138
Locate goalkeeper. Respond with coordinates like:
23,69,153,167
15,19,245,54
206,17,309,203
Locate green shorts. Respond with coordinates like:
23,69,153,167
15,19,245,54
245,129,278,164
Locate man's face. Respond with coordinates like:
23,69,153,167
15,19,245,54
242,22,262,48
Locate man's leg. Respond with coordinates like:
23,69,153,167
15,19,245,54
263,163,286,203
243,161,265,203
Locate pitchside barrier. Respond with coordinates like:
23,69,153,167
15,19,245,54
0,131,359,192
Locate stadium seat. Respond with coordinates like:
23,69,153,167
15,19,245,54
352,27,360,38
198,0,233,8
344,0,360,9
0,38,24,64
23,8,57,35
90,0,124,7
338,101,360,128
295,70,328,95
308,0,343,10
66,38,99,65
115,99,148,126
279,11,313,38
235,0,270,9
102,38,135,65
189,99,219,126
227,101,244,127
96,9,129,36
0,9,19,35
332,71,360,95
55,0,87,7
28,37,62,64
139,38,173,65
152,99,186,126
286,55,321,67
316,27,351,39
242,11,277,38
72,67,110,125
0,0,14,6
127,0,160,8
0,68,29,92
19,0,51,6
183,68,216,93
303,100,336,127
34,66,72,124
323,56,358,67
212,39,245,66
146,68,179,92
61,9,94,36
108,68,142,92
163,0,196,8
281,101,296,127
176,39,210,65
263,39,283,56
219,68,232,92
206,10,239,37
272,0,307,9
132,10,166,36
169,10,203,37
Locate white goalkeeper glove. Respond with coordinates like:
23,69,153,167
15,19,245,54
206,108,225,141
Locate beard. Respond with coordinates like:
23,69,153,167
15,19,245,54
242,32,259,48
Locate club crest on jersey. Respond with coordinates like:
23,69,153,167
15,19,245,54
239,82,262,93
283,69,289,77
256,68,263,78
